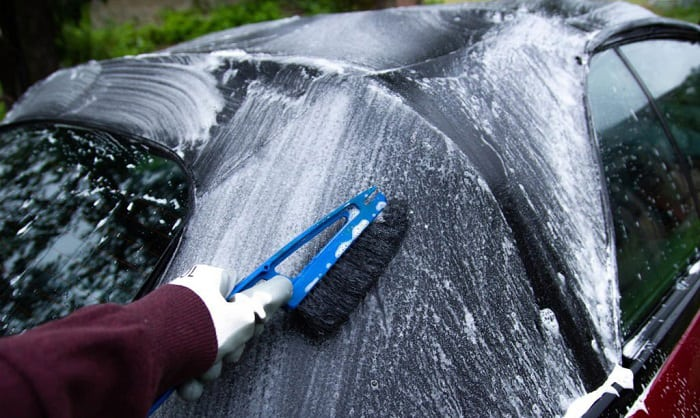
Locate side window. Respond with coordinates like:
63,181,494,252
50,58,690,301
587,42,700,337
620,40,700,203
0,124,191,335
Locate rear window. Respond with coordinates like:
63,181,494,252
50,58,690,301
0,123,191,335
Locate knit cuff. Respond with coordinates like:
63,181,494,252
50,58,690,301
126,285,218,394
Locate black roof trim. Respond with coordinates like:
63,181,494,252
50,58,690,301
587,17,700,54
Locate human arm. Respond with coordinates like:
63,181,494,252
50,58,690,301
0,265,292,418
0,284,216,418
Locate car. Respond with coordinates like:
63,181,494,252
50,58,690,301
1,0,698,416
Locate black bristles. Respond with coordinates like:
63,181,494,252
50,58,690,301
293,200,409,338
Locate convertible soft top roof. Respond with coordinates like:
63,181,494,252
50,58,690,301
3,1,674,415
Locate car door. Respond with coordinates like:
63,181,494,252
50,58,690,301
586,26,700,416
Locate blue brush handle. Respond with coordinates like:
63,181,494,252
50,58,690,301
149,389,173,415
227,186,386,308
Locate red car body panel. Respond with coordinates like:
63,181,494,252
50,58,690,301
629,311,700,417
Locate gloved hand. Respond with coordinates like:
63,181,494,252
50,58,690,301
170,264,293,400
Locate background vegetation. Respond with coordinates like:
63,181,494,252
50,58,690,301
0,85,5,121
628,0,700,23
59,0,380,64
56,0,700,67
1,0,699,121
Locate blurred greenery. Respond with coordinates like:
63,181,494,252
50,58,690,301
57,0,700,68
628,0,700,24
61,1,280,64
653,5,700,23
0,84,5,122
58,0,380,66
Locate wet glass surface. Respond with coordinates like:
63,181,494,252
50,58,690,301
621,40,700,206
588,43,700,337
0,124,190,335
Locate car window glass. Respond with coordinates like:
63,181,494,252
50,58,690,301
0,124,190,335
588,49,649,132
588,48,700,337
620,40,700,200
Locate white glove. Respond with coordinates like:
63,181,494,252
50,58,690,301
170,264,293,400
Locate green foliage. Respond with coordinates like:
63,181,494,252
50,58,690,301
151,1,285,46
292,0,344,14
48,0,700,68
59,1,286,65
659,5,700,24
60,9,158,64
302,0,383,12
58,0,366,67
0,83,6,121
629,0,700,24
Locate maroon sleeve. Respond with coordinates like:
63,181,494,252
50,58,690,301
0,284,217,418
